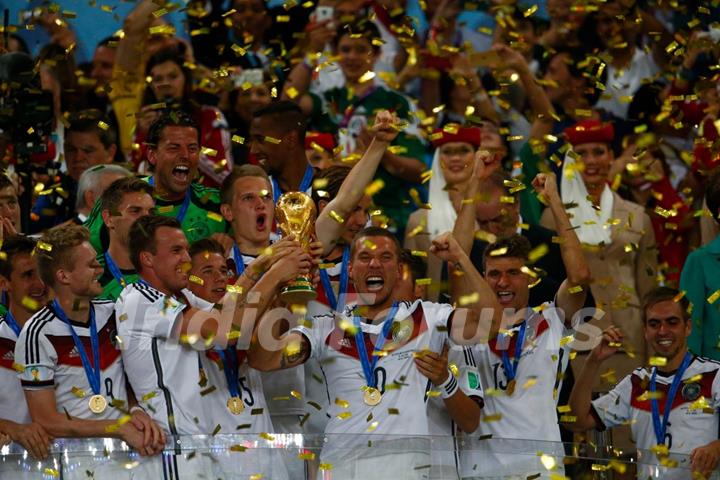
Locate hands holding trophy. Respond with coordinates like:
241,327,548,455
275,192,318,304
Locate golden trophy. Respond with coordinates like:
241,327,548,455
275,192,318,304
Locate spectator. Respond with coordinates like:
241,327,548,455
72,164,131,226
681,169,720,360
31,110,117,233
541,119,658,382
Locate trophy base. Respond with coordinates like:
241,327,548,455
279,279,317,305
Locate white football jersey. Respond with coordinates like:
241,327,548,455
427,344,485,480
461,302,571,478
0,315,30,424
592,355,720,478
293,299,453,459
116,282,214,435
227,247,306,418
15,300,128,420
199,347,273,433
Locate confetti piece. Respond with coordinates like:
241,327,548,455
37,241,52,252
648,356,667,367
265,136,281,144
708,290,720,305
488,247,508,257
319,463,333,471
337,411,352,420
365,179,385,196
329,210,344,224
335,398,350,409
189,275,204,285
230,445,247,452
358,71,376,83
458,293,479,306
21,297,39,311
71,386,87,398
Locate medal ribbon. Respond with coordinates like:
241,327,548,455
650,351,693,445
147,176,192,223
4,308,21,337
272,164,314,204
53,300,101,396
353,303,398,389
104,252,131,288
232,244,246,277
319,247,349,312
216,347,241,399
500,321,527,384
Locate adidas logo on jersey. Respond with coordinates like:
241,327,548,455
338,338,352,348
2,350,13,361
69,346,80,358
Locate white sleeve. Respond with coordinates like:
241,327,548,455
591,374,634,430
15,321,56,390
452,346,484,401
291,314,332,360
117,289,185,340
711,368,720,408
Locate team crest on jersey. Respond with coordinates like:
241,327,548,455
681,382,702,402
391,318,413,344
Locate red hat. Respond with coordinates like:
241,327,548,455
564,120,614,146
431,126,482,148
305,132,336,152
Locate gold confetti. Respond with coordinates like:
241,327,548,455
189,275,204,285
337,411,352,420
260,432,275,441
459,293,479,306
319,463,333,471
71,386,87,398
36,241,52,252
232,135,245,144
358,71,376,83
365,179,385,196
298,452,316,460
489,247,508,256
230,445,247,452
335,398,350,409
528,244,548,263
21,297,39,311
329,210,344,224
708,290,720,305
265,136,281,144
207,211,223,223
482,413,502,422
648,356,667,367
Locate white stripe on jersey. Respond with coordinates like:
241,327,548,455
592,355,720,455
0,316,30,424
116,282,215,435
14,300,128,421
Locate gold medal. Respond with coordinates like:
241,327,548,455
363,387,382,406
227,396,245,415
88,394,107,414
506,379,516,396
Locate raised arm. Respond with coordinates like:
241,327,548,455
453,151,491,255
493,44,555,143
566,326,622,432
179,244,312,347
115,0,158,73
532,172,591,325
316,111,399,255
430,232,504,343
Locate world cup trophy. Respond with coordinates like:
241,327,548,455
275,192,318,304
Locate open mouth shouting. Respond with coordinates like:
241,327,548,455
365,274,385,292
255,213,268,232
496,290,515,306
172,165,191,185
